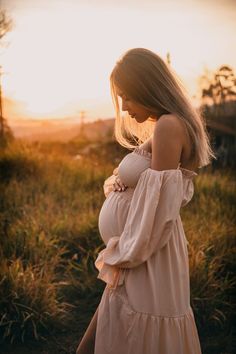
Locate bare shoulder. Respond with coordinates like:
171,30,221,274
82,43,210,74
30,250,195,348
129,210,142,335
152,114,186,149
151,114,184,171
154,114,186,137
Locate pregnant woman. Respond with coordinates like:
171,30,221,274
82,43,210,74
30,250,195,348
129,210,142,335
76,48,215,354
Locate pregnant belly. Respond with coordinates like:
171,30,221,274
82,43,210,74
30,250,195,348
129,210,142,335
98,189,134,245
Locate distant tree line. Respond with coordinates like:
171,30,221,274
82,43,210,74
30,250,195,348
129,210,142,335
199,65,236,169
0,10,14,148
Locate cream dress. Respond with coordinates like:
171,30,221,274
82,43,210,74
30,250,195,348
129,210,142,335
94,146,202,354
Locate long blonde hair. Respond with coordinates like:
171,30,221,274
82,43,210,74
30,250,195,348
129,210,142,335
110,48,216,168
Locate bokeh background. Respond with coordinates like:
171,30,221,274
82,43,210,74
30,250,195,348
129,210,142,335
0,0,235,353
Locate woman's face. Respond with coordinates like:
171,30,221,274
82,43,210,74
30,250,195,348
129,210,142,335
117,90,155,123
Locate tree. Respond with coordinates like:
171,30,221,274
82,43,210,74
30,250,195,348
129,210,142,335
0,10,12,40
200,65,236,106
0,10,14,147
199,65,236,168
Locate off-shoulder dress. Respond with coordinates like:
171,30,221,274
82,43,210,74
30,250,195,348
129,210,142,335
94,146,202,354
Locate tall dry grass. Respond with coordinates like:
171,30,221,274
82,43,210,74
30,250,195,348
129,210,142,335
0,139,235,353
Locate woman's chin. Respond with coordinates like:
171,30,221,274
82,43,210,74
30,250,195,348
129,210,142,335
135,117,146,123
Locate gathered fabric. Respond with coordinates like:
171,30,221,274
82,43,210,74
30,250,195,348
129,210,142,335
95,168,184,288
94,147,202,354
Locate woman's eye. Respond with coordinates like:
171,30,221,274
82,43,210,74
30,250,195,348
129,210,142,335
118,94,130,103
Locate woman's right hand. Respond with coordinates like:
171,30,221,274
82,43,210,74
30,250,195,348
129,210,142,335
112,175,128,192
112,167,128,192
103,168,128,197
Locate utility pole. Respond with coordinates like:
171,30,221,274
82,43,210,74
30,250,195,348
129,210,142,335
166,52,171,65
79,110,86,136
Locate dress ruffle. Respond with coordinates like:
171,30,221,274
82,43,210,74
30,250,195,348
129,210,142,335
133,146,152,159
133,146,198,177
95,286,202,354
95,240,126,289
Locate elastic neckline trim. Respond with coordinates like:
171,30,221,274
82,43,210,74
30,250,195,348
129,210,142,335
132,147,198,177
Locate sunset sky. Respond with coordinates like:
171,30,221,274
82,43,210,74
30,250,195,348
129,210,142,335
1,0,236,122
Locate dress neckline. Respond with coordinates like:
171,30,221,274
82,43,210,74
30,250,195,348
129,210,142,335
133,146,198,177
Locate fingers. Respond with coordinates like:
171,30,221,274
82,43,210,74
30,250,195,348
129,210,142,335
113,167,119,176
113,177,128,192
113,183,127,192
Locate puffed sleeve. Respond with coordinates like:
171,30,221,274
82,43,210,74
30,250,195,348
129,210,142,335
95,167,184,289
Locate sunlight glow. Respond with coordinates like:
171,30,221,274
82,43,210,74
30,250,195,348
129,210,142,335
1,0,236,120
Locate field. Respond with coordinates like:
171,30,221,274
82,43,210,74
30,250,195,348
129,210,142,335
0,138,235,354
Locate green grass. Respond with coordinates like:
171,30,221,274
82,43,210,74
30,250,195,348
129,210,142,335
0,139,235,353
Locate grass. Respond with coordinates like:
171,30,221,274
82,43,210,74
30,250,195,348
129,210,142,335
0,139,235,353
181,169,236,353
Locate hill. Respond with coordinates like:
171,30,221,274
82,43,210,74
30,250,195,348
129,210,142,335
8,117,115,142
